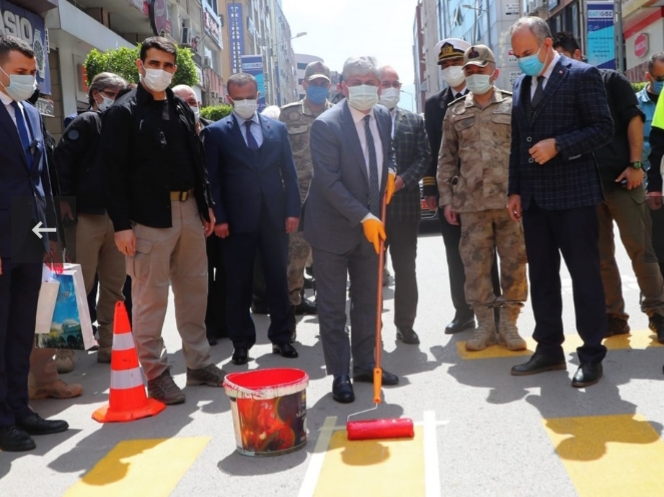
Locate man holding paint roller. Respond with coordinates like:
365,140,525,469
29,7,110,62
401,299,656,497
303,56,398,404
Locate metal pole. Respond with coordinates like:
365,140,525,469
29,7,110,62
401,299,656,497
615,0,624,72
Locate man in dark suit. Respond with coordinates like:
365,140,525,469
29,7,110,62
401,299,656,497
508,17,614,387
202,72,301,365
378,65,430,345
0,35,69,451
304,56,398,403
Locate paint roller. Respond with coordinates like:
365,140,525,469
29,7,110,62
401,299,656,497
346,190,414,441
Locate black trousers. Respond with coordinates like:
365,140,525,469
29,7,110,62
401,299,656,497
438,214,500,318
385,219,419,328
205,236,227,338
522,203,607,364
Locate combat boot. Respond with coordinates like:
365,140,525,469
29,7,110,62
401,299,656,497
497,306,527,351
465,306,497,351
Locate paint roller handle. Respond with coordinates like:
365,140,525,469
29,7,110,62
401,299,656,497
373,367,382,404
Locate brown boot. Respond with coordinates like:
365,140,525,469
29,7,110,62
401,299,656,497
29,379,83,400
55,349,75,374
497,306,527,351
465,306,497,351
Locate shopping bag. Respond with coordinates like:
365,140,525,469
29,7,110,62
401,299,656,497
35,263,97,350
35,264,60,335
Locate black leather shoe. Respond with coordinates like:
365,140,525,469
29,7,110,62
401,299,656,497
332,375,355,403
16,413,68,436
445,315,475,334
572,363,603,388
231,347,249,365
649,314,664,343
295,298,317,315
511,353,566,376
272,342,299,358
396,327,420,344
0,425,35,451
353,368,399,386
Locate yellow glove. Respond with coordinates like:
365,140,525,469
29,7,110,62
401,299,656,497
362,217,386,254
386,171,396,205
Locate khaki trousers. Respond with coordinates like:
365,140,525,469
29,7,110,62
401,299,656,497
28,348,58,388
287,231,311,305
127,198,211,380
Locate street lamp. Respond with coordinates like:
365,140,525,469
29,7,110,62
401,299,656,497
264,32,307,52
462,3,491,47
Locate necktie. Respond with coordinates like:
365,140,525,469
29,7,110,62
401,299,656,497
363,115,380,217
531,76,544,108
244,120,259,151
11,101,33,170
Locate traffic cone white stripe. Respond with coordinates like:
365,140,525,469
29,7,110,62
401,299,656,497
110,368,144,390
112,332,136,351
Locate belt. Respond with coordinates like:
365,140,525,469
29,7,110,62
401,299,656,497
170,189,194,201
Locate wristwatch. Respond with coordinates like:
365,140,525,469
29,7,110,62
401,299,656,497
630,161,643,170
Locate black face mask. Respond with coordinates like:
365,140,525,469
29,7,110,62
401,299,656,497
27,86,40,105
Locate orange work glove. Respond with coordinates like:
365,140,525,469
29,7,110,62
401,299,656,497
386,171,396,204
361,217,386,254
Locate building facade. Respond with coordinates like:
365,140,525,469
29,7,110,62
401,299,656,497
295,53,323,99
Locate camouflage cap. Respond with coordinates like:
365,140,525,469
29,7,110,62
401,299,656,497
304,61,331,82
463,45,495,68
435,38,470,64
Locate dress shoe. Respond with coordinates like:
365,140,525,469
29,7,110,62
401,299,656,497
0,425,35,451
332,375,355,403
272,342,299,358
445,315,475,334
649,314,664,343
16,413,68,436
511,353,566,376
606,316,630,338
294,298,317,315
231,347,249,365
29,379,83,400
396,327,420,344
572,363,603,388
353,368,399,386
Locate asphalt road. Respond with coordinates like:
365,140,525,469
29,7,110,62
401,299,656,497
2,219,664,497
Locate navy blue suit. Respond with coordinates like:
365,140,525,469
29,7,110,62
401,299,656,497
509,55,613,364
202,113,300,348
0,100,56,428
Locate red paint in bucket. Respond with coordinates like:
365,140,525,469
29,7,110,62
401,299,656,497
223,368,309,457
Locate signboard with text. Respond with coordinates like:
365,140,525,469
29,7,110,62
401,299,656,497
203,3,222,49
228,3,245,74
241,54,266,110
586,2,615,69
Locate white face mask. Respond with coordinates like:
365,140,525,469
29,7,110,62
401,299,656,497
347,84,379,111
140,64,173,92
98,95,114,112
465,74,493,95
441,65,465,88
189,104,200,123
379,87,401,109
0,66,36,102
233,98,258,119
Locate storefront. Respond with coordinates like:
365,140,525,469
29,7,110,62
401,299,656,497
625,8,664,82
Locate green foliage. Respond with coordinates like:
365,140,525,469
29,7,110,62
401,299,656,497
84,44,198,87
201,104,233,122
632,82,647,92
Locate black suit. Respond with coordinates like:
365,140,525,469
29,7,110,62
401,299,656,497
424,89,499,321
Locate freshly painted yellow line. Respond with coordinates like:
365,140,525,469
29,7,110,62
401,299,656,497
314,427,425,497
64,437,210,497
543,414,664,497
457,329,662,360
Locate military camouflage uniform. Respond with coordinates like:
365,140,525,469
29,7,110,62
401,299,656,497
280,98,333,305
438,88,528,350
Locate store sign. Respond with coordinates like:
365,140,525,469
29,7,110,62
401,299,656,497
241,55,265,110
150,0,171,36
586,2,615,69
635,33,649,58
0,1,51,94
203,4,222,48
228,3,245,74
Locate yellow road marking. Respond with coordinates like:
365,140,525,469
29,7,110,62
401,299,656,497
542,414,664,497
457,329,661,360
64,437,210,497
313,427,425,497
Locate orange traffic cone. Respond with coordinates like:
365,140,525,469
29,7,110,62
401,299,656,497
92,302,166,423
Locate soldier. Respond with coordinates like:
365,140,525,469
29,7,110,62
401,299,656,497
280,61,333,339
438,45,528,351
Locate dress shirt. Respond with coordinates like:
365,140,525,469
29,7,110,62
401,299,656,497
348,104,384,186
530,51,561,99
389,107,396,139
0,90,31,140
234,111,263,148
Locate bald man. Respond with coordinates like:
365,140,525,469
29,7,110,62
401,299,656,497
173,84,206,132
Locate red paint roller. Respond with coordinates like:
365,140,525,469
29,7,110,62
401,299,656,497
346,190,415,441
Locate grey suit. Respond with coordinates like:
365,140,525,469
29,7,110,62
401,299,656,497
303,100,395,376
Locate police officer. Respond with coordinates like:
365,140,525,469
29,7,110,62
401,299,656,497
438,45,528,352
280,61,333,339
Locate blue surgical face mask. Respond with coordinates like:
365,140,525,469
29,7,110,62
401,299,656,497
306,85,329,105
653,80,664,95
0,65,36,102
517,46,545,77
